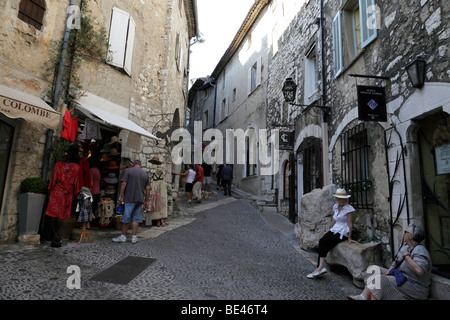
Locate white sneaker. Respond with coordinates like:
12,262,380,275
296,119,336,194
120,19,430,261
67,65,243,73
131,236,138,244
112,235,126,243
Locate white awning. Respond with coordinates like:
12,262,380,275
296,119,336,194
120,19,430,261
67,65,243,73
0,85,60,129
74,100,159,140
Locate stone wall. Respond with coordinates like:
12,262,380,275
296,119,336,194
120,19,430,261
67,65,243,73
0,0,196,241
267,0,449,266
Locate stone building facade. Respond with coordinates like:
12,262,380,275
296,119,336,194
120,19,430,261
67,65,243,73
189,0,449,297
0,0,197,242
268,0,449,296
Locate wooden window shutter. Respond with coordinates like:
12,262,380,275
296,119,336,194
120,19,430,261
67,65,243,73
108,7,130,69
256,56,262,88
332,11,343,77
18,0,46,30
123,16,136,76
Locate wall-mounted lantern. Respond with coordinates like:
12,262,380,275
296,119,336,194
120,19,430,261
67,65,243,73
405,56,426,89
282,77,298,103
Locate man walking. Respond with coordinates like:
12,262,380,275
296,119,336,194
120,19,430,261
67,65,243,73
193,163,204,203
113,160,150,244
222,164,233,196
202,162,212,192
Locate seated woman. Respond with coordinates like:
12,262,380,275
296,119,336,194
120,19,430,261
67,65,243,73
307,188,356,279
348,224,432,300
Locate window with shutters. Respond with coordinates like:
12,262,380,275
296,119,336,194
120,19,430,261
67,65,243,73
304,44,319,105
332,0,378,78
18,0,46,31
247,57,262,95
221,97,229,121
107,7,136,76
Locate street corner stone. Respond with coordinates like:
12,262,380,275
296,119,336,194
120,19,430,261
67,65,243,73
18,234,40,245
326,241,382,287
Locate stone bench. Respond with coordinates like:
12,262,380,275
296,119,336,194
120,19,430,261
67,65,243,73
325,241,382,288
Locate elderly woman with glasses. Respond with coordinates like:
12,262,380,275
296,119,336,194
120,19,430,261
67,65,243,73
348,224,432,300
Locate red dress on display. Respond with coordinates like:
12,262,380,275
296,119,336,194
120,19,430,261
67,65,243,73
61,110,78,142
45,161,81,220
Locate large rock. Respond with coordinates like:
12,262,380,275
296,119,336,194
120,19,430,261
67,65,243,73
326,241,382,288
295,184,337,250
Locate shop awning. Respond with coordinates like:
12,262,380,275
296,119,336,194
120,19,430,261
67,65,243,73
74,100,159,140
0,85,60,129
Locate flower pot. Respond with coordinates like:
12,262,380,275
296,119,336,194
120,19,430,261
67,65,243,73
18,193,46,235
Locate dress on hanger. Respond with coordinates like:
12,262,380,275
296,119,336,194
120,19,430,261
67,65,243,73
79,157,92,189
80,119,102,140
150,171,168,222
61,110,78,143
45,161,81,220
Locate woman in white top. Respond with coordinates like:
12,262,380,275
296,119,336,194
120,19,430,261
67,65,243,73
307,188,356,279
174,164,197,203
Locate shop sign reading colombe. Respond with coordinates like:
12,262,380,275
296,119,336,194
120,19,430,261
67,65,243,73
0,85,60,128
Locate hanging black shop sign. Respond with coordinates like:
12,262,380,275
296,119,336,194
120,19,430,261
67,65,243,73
279,131,294,150
357,85,387,122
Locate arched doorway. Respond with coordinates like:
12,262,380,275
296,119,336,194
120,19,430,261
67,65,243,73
418,111,450,278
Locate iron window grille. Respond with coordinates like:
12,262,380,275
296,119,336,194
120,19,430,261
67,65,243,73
341,123,372,209
18,0,46,31
300,137,323,194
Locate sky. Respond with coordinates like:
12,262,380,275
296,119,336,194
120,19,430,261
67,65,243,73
189,0,256,82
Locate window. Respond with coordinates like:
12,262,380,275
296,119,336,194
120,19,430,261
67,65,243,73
221,97,229,121
352,6,362,56
247,57,262,95
340,123,372,208
18,0,46,30
332,0,378,77
304,45,319,105
107,7,136,76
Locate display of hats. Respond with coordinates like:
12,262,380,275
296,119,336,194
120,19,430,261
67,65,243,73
104,173,118,184
107,136,122,146
148,155,163,165
105,185,116,195
100,143,111,153
109,148,120,156
105,160,119,170
100,153,112,162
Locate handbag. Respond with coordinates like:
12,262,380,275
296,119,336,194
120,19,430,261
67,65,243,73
388,268,407,286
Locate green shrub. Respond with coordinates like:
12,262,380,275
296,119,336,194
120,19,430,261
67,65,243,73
20,177,47,194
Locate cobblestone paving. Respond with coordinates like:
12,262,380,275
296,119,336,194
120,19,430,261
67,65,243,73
0,193,359,301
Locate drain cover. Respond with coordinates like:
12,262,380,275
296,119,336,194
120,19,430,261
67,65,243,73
91,256,156,285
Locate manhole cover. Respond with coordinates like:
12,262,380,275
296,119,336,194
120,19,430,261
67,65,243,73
91,256,156,285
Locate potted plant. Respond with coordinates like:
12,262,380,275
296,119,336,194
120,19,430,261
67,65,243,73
18,177,47,236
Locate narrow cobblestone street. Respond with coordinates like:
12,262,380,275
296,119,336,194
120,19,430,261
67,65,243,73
0,191,359,304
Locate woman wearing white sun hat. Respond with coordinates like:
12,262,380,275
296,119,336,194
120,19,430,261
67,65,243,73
307,188,357,279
